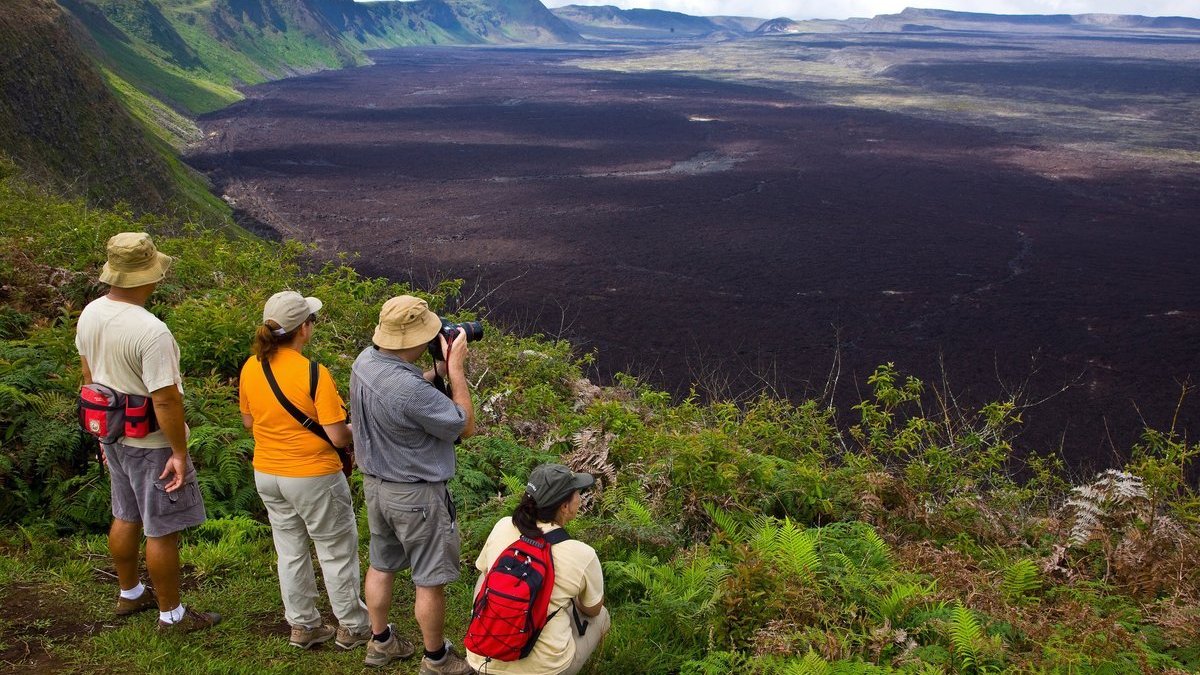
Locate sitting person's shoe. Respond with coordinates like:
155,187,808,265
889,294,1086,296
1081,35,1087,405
419,640,475,675
115,587,158,617
157,607,222,633
336,625,372,650
290,623,336,649
364,624,415,667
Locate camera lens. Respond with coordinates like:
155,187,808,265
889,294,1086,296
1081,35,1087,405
426,320,483,361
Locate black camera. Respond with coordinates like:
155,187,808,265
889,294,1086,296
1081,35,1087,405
427,319,484,361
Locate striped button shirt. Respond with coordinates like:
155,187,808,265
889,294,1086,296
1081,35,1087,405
349,346,466,483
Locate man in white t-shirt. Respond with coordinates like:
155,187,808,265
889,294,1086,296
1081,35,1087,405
75,232,219,633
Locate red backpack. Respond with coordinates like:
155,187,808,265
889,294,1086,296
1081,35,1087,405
464,527,571,662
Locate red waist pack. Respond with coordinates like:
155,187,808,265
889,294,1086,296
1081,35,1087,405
79,384,158,444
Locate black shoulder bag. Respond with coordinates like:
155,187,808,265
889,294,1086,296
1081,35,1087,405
262,359,353,477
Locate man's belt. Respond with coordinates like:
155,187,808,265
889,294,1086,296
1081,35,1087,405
363,473,438,484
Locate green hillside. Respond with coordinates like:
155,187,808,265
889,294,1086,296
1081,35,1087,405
61,0,578,119
0,0,219,215
0,0,580,216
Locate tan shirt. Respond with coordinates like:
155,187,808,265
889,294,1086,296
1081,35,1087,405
466,517,605,674
75,296,183,448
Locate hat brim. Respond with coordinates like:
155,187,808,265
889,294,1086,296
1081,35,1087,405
305,297,323,316
372,307,442,350
570,471,596,492
99,251,172,288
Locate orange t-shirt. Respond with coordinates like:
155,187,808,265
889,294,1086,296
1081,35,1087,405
239,348,346,477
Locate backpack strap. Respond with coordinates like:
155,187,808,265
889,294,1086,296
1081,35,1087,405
262,358,333,446
542,527,588,635
309,359,319,400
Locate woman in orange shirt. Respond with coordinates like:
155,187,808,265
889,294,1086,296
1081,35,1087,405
239,291,370,651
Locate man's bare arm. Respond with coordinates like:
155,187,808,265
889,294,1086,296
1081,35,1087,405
150,384,189,492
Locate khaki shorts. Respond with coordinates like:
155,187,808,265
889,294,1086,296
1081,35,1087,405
364,476,461,586
105,442,206,538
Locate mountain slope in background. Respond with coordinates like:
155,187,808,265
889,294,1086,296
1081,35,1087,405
0,0,580,214
62,0,579,120
552,4,727,37
0,0,195,212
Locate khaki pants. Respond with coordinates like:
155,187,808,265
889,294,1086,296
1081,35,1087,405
256,470,369,630
564,606,611,675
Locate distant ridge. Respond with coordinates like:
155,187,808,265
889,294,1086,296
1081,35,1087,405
551,4,726,37
875,7,1200,31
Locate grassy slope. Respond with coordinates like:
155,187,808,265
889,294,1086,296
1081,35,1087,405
0,0,202,215
0,165,1198,673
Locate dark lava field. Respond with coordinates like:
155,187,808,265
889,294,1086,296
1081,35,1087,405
191,42,1200,467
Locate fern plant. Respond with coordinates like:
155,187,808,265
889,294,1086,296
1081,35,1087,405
749,515,820,583
782,651,833,675
1000,559,1041,601
946,603,1001,674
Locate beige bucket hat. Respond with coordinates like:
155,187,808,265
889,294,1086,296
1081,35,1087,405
373,295,442,350
263,291,322,334
99,232,173,288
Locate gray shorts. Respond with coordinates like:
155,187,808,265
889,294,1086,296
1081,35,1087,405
105,442,206,538
364,475,460,586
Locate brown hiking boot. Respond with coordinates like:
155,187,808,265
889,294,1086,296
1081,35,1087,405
336,625,372,650
115,587,158,617
419,641,474,675
363,624,415,667
290,623,336,649
157,607,222,634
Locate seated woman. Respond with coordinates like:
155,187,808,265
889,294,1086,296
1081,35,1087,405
238,291,369,651
466,464,610,675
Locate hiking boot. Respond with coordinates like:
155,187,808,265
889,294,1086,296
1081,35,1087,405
336,625,372,650
290,623,336,649
419,640,474,675
157,607,222,634
364,624,415,667
115,587,158,617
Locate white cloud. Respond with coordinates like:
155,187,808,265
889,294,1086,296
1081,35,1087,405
541,0,1200,20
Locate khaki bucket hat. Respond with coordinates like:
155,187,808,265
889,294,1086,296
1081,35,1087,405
373,295,441,350
263,291,322,334
99,232,172,288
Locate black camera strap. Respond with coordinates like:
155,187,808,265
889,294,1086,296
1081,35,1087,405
262,358,353,475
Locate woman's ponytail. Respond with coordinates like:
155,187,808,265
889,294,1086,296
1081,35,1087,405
512,492,570,540
252,319,302,361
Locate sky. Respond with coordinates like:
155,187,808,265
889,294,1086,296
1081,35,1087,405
539,0,1200,20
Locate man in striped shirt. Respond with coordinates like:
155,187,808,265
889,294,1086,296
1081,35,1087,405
350,295,476,675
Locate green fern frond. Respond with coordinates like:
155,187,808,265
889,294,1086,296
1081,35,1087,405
621,496,655,528
749,516,780,557
702,502,743,541
1000,558,1041,600
948,602,983,673
782,651,832,675
776,518,820,581
27,391,74,421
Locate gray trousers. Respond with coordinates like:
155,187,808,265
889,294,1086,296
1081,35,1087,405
255,470,369,630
